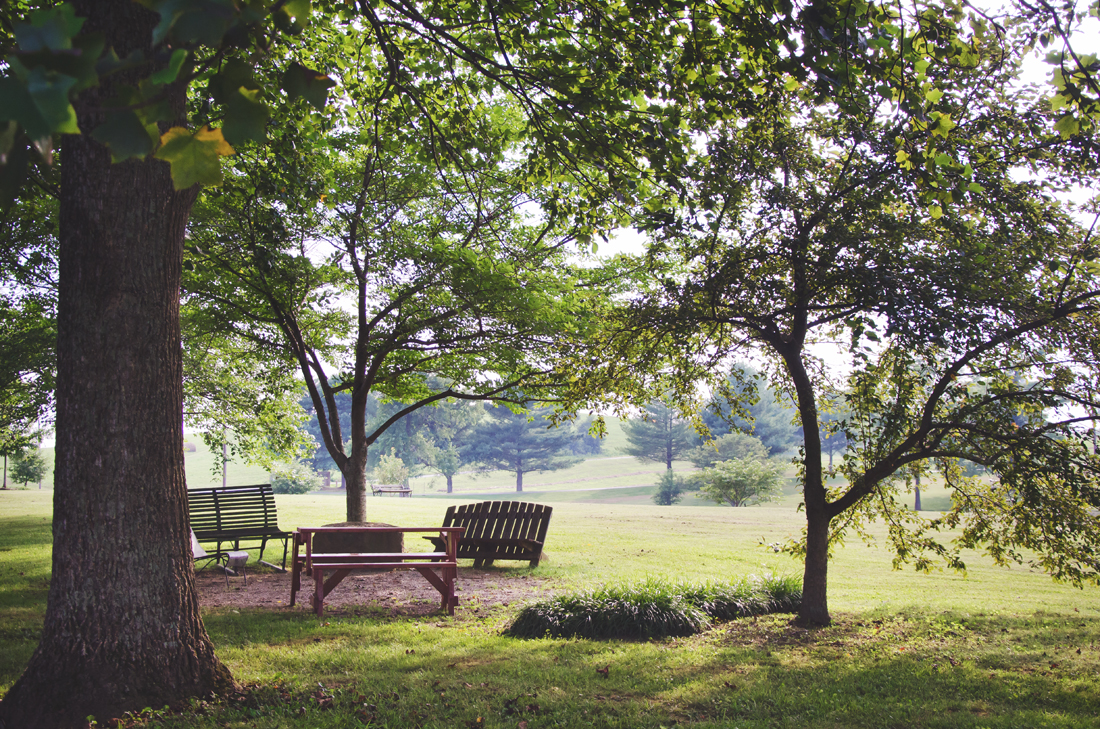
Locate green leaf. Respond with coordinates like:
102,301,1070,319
222,87,269,145
282,0,311,25
26,66,80,135
154,126,234,189
14,4,85,52
0,78,50,140
90,110,159,162
282,62,336,111
149,0,237,46
1054,113,1080,138
207,58,257,105
150,48,189,85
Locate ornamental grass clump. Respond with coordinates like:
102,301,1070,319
506,574,801,640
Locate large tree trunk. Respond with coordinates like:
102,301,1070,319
0,3,233,726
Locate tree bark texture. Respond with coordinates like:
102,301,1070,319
798,508,832,626
343,457,369,522
0,3,233,726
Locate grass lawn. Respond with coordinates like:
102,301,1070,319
2,488,1098,727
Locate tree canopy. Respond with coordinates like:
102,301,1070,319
564,12,1100,624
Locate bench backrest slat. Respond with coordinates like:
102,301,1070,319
188,484,283,538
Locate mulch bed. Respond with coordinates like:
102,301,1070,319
195,563,554,618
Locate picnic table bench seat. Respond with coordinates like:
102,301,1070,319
188,483,290,572
425,501,552,567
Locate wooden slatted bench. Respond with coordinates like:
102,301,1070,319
290,526,463,617
371,483,412,497
425,501,552,567
188,484,291,572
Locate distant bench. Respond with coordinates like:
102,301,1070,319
188,484,290,572
425,501,552,567
372,483,412,497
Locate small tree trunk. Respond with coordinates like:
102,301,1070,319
516,468,524,492
2,454,7,489
342,445,369,523
799,508,832,625
446,474,453,493
914,472,922,511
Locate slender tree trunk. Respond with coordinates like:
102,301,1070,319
342,443,369,522
0,5,233,725
516,468,524,492
781,345,833,626
446,474,453,493
800,507,831,625
2,455,7,489
914,472,922,511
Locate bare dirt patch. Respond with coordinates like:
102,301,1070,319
195,565,555,618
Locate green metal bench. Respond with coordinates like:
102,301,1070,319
188,483,290,572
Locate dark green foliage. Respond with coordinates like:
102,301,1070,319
9,449,46,488
684,432,768,469
651,469,686,505
464,405,583,491
622,399,695,469
506,575,801,640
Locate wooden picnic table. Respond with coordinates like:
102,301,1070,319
289,526,463,617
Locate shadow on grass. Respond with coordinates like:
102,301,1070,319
177,610,1100,728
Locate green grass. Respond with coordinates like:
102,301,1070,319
3,487,1099,728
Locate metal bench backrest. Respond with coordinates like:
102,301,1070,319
189,483,282,540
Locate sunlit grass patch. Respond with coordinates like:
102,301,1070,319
506,574,801,640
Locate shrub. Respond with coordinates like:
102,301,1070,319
651,470,688,505
270,461,321,494
685,432,768,469
506,574,801,640
695,457,783,507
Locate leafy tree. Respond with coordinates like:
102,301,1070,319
10,447,47,488
181,304,314,471
3,0,1085,721
696,458,784,507
0,179,57,455
701,372,802,455
685,432,768,470
577,30,1100,625
621,399,696,470
269,461,320,495
651,469,688,506
184,82,604,522
818,410,849,471
464,405,583,491
371,448,410,488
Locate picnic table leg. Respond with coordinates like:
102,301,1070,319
289,533,302,607
313,568,325,618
